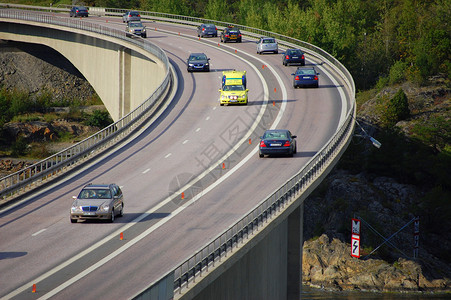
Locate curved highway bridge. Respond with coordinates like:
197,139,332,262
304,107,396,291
0,6,355,300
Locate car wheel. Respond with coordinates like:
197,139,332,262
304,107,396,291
118,204,124,217
315,83,319,88
142,34,147,38
70,218,77,223
259,153,264,158
109,209,115,223
220,103,224,106
275,50,278,54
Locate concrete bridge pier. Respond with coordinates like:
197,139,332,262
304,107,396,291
183,204,304,300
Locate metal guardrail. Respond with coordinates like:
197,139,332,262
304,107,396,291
0,4,356,298
0,8,171,200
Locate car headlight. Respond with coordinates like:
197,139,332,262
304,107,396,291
142,28,146,33
99,204,110,212
205,63,209,66
71,206,82,213
188,63,194,67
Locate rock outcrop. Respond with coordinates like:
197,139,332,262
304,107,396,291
302,234,450,292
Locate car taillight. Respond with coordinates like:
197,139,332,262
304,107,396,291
285,55,289,59
260,141,266,147
295,76,300,80
283,141,291,147
138,14,140,17
225,34,229,37
202,28,205,31
239,34,242,37
301,54,305,59
314,76,318,80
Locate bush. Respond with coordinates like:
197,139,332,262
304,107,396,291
85,110,113,128
389,60,408,85
380,89,410,127
11,136,28,156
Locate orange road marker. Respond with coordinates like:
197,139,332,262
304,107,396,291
222,163,225,169
181,192,185,200
120,232,123,240
262,65,265,69
32,284,36,293
273,101,276,106
249,138,252,144
274,87,277,93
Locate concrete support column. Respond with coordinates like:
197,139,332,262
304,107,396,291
287,203,303,299
119,47,132,118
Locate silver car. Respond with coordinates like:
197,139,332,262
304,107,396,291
122,11,141,23
126,21,147,38
256,37,278,54
70,183,124,223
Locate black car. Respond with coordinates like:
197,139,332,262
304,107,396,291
220,27,242,43
197,23,218,38
259,129,297,157
70,6,88,17
283,49,305,66
292,67,319,88
187,53,210,72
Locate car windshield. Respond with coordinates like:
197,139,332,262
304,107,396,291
263,39,275,44
297,69,316,75
129,23,142,28
189,54,207,61
129,12,139,16
229,30,239,34
289,50,302,55
223,85,245,91
79,189,112,199
205,24,215,29
263,131,288,139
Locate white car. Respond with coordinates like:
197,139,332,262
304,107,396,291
256,37,278,54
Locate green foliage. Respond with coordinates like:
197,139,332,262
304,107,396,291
84,110,113,128
11,136,28,156
380,89,410,127
389,60,408,85
411,116,451,152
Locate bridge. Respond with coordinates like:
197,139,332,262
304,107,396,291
0,6,355,300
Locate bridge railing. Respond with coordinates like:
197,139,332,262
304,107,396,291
0,9,171,201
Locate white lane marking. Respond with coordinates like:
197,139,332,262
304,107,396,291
164,153,172,158
212,107,217,110
196,128,200,132
32,229,47,237
142,169,150,174
315,64,347,127
205,116,210,121
182,140,189,144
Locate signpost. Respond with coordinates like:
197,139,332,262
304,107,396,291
414,217,419,259
351,218,361,258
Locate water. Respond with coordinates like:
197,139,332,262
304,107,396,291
301,285,450,299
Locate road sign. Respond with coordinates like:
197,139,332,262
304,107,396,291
352,218,361,235
351,235,360,258
351,218,361,258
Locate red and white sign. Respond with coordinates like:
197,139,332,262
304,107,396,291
351,218,361,258
351,235,360,258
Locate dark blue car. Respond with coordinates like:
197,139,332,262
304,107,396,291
259,129,297,158
292,67,319,88
283,49,305,66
